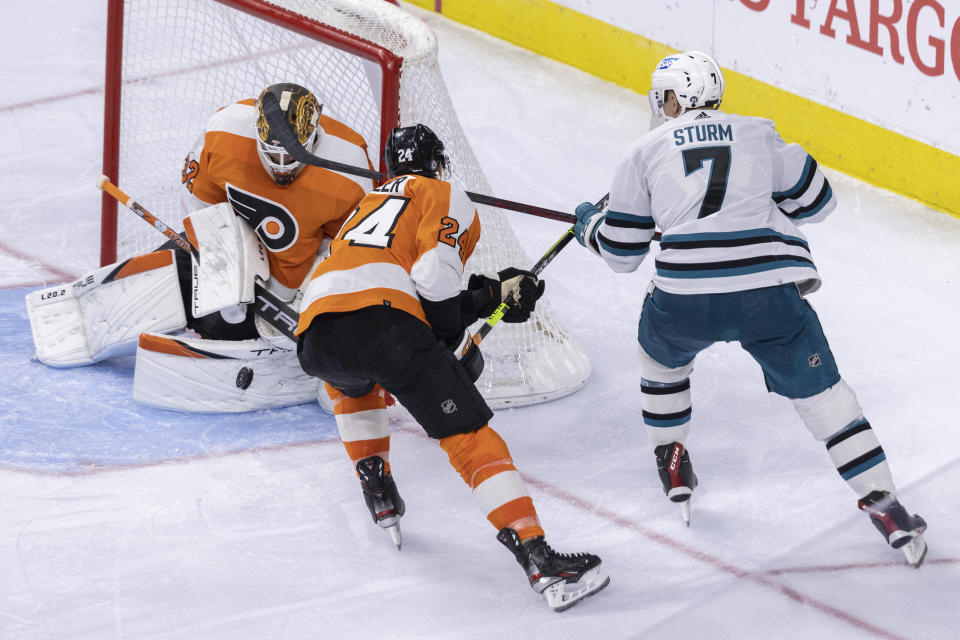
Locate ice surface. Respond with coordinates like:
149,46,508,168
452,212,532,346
1,2,958,638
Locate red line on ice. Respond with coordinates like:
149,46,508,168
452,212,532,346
0,239,77,283
762,557,959,574
522,476,912,640
2,415,944,639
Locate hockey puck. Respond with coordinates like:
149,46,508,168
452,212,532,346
236,367,254,389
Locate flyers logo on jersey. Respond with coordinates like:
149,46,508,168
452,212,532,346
225,183,299,252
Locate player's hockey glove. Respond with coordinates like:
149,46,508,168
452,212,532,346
449,330,484,382
467,267,545,323
573,201,604,256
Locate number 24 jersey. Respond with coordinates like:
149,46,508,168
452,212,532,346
296,174,482,334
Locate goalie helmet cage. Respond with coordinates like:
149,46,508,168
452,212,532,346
101,0,590,407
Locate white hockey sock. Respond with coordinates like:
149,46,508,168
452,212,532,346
824,417,895,498
641,377,692,446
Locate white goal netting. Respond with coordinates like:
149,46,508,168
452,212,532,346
105,0,590,407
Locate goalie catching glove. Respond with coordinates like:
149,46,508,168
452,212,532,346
466,267,545,323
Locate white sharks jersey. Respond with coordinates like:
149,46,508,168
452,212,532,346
600,109,836,294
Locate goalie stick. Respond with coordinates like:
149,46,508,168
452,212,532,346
96,176,301,341
260,92,580,226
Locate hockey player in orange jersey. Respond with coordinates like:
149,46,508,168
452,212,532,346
26,83,374,413
295,124,610,612
178,81,374,337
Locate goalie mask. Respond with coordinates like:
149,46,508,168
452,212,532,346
383,124,449,180
254,83,322,187
648,50,725,120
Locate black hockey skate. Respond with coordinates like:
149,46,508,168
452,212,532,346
356,455,405,550
858,490,927,568
497,527,609,612
655,442,698,526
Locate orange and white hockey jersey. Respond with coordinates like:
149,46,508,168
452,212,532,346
296,174,482,333
181,99,374,291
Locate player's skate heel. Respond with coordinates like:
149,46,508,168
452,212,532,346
655,442,698,526
497,527,610,612
356,455,405,550
858,490,927,568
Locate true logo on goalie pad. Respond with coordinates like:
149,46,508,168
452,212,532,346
72,275,96,293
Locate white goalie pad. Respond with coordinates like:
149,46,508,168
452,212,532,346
184,202,269,318
133,332,320,412
26,250,186,367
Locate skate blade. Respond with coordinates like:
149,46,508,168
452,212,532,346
901,534,927,568
680,500,691,527
386,523,402,550
544,566,610,612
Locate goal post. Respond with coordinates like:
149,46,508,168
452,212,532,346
100,0,591,407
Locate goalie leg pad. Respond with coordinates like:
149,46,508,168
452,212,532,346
133,332,318,412
26,250,186,367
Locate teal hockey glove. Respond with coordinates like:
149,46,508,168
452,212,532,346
573,202,603,255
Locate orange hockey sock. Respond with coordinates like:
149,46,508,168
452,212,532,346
328,383,392,474
439,425,544,539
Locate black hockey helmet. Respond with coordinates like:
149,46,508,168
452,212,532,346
254,82,322,186
383,124,449,179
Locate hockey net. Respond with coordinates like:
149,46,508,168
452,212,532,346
102,0,590,407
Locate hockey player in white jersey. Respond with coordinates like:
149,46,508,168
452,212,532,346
572,50,927,566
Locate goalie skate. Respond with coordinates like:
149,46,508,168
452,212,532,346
497,528,610,612
356,456,405,550
655,442,698,526
858,490,928,568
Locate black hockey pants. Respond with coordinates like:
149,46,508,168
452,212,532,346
297,306,493,439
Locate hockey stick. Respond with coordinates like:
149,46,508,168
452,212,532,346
259,92,580,226
469,194,610,349
470,194,666,348
96,176,301,341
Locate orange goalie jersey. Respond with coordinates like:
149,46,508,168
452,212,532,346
297,174,482,333
181,99,374,291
